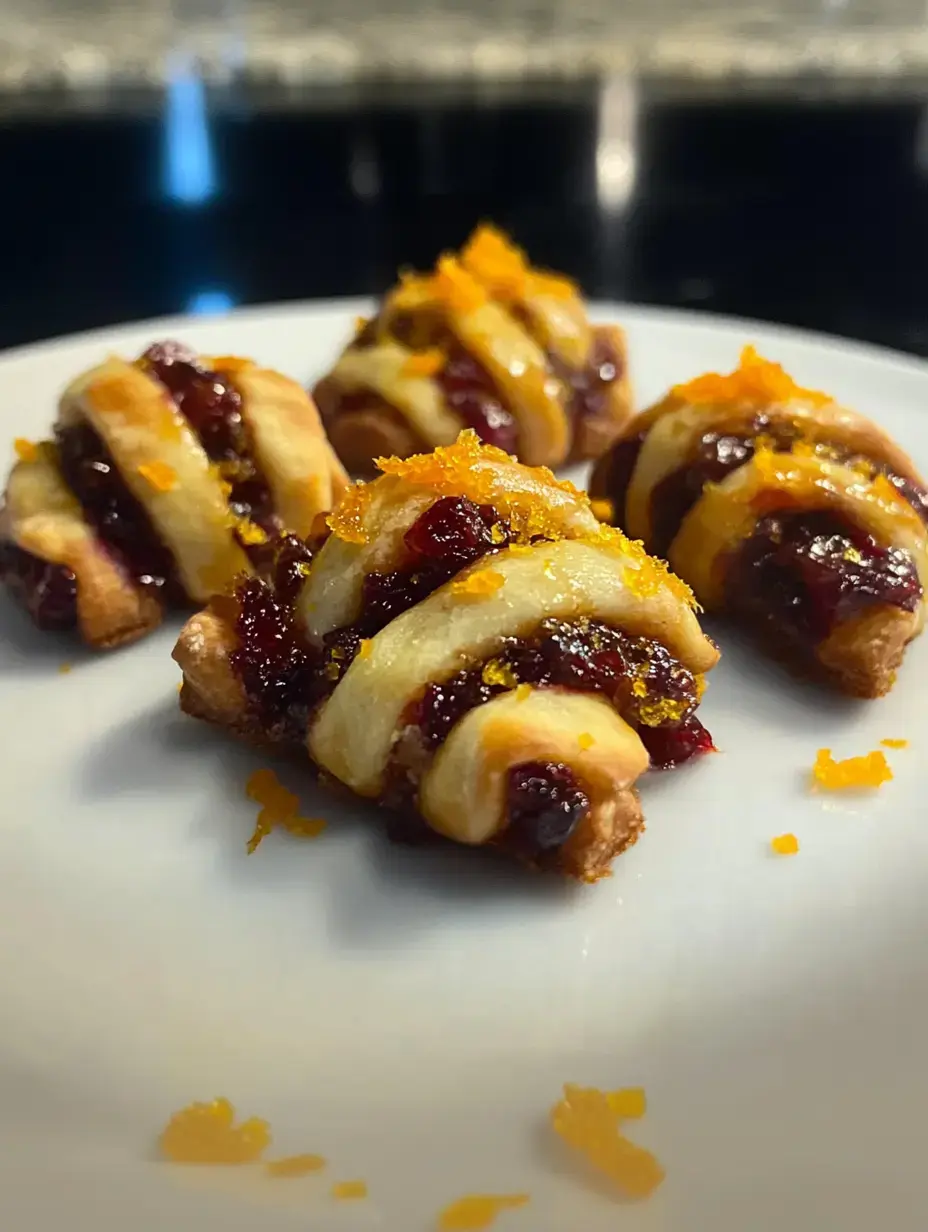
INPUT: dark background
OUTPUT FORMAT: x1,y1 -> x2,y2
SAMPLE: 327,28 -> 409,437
2,80 -> 927,354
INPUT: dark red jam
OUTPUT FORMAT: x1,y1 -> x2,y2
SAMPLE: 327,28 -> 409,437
592,430 -> 645,526
142,341 -> 275,531
402,619 -> 708,770
0,540 -> 78,630
551,333 -> 624,423
506,762 -> 589,853
726,510 -> 922,652
55,423 -> 181,599
360,496 -> 510,632
434,346 -> 518,454
229,576 -> 319,738
636,715 -> 715,768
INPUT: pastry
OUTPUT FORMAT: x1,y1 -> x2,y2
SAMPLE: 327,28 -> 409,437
174,431 -> 719,880
312,225 -> 632,473
0,341 -> 348,647
590,346 -> 928,697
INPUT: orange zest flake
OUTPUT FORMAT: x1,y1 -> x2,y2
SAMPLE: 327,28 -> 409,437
461,224 -> 530,301
401,348 -> 446,378
438,1193 -> 530,1230
578,731 -> 595,751
881,738 -> 909,749
771,833 -> 800,856
331,1180 -> 368,1200
590,497 -> 614,523
354,315 -> 370,335
638,695 -> 691,728
358,638 -> 374,660
514,683 -> 532,702
326,480 -> 375,544
672,345 -> 831,409
811,747 -> 893,792
13,437 -> 39,463
265,1153 -> 326,1178
159,1097 -> 271,1165
482,658 -> 519,689
551,1084 -> 664,1199
451,569 -> 505,600
234,517 -> 269,547
245,768 -> 327,853
137,459 -> 177,492
431,255 -> 489,316
605,1087 -> 647,1119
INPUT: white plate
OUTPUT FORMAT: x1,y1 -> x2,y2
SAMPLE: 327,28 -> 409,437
2,303 -> 928,1232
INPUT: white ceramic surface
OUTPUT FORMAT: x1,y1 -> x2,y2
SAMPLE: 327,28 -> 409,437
2,303 -> 928,1232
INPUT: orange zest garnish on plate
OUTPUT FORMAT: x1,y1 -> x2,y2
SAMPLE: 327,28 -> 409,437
551,1083 -> 664,1198
438,1193 -> 530,1230
159,1097 -> 271,1164
265,1153 -> 327,1178
811,747 -> 893,791
605,1087 -> 647,1119
881,738 -> 909,749
245,769 -> 327,853
771,833 -> 799,856
331,1180 -> 368,1200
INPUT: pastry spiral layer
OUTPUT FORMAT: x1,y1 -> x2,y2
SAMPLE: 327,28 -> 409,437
174,431 -> 719,880
590,346 -> 928,697
313,225 -> 633,474
0,342 -> 348,647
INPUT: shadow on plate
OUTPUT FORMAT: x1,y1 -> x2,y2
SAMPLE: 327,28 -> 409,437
76,691 -> 579,951
0,594 -> 93,676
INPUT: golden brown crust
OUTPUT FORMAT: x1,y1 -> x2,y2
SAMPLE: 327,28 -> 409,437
816,605 -> 917,699
557,788 -> 644,882
314,380 -> 425,477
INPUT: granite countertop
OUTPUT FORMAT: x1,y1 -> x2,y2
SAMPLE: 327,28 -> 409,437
6,0 -> 928,93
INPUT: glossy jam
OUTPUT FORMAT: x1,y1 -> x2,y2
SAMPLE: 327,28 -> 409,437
552,334 -> 624,423
0,540 -> 78,629
230,577 -> 319,737
361,496 -> 509,630
404,619 -> 707,768
727,510 -> 922,651
434,346 -> 518,453
55,422 -> 181,597
143,341 -> 275,530
506,761 -> 590,853
594,431 -> 645,526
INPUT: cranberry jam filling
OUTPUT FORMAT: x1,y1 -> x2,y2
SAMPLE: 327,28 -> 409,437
0,540 -> 78,630
142,341 -> 275,531
550,334 -> 624,424
726,510 -> 922,652
55,423 -> 181,599
400,618 -> 709,771
434,346 -> 518,454
506,762 -> 590,855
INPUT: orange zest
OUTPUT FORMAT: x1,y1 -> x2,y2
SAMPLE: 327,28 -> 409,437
771,833 -> 799,856
438,1193 -> 530,1230
551,1083 -> 664,1198
13,437 -> 39,463
331,1180 -> 368,1200
461,224 -> 577,303
245,768 -> 327,853
605,1088 -> 647,1119
431,255 -> 488,315
482,659 -> 519,688
590,497 -> 614,523
159,1097 -> 271,1164
402,348 -> 446,378
881,738 -> 909,749
137,460 -> 177,492
451,569 -> 505,600
578,732 -> 595,751
266,1153 -> 326,1178
672,345 -> 831,408
811,747 -> 893,792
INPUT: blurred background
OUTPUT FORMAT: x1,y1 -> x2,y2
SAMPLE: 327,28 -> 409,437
2,0 -> 928,353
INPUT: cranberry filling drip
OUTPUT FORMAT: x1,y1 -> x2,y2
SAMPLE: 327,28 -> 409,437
404,619 -> 708,770
727,510 -> 922,651
506,762 -> 590,853
0,540 -> 78,630
142,341 -> 275,531
434,346 -> 518,454
551,334 -> 624,423
637,716 -> 715,769
55,423 -> 181,598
